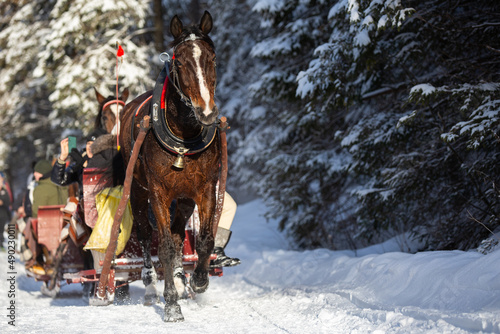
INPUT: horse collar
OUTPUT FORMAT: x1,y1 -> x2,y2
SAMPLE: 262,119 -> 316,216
150,62 -> 217,159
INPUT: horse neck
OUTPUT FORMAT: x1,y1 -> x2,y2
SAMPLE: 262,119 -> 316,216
164,88 -> 203,140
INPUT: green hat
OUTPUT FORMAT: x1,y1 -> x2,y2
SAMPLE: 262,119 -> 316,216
34,159 -> 52,176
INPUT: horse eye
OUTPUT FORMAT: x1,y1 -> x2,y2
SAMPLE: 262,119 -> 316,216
175,60 -> 183,68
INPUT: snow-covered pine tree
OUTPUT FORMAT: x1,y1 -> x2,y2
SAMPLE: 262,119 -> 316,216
245,0 -> 500,250
242,0 -> 361,249
0,0 -> 155,194
205,0 -> 269,199
386,0 -> 500,249
332,0 -> 500,250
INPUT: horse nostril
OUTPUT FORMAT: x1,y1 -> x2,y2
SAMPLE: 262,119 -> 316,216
194,106 -> 219,126
194,106 -> 204,117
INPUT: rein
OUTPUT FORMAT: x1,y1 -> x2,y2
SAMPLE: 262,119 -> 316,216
170,53 -> 195,110
168,35 -> 215,111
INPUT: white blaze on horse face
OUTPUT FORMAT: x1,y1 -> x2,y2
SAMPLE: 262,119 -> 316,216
109,104 -> 123,135
192,42 -> 212,118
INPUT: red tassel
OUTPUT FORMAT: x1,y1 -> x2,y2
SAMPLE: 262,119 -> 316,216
117,45 -> 124,57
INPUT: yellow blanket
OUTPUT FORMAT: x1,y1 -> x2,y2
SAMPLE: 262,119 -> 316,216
84,186 -> 133,255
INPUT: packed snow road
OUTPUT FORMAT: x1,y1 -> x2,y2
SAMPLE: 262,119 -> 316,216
1,200 -> 500,333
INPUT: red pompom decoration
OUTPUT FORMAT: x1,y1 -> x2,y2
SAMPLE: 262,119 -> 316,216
117,45 -> 124,57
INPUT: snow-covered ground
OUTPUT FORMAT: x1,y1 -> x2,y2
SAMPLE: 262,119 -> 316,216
1,199 -> 500,333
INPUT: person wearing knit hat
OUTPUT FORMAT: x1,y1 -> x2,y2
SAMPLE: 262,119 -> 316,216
26,160 -> 68,274
32,159 -> 68,218
34,160 -> 53,180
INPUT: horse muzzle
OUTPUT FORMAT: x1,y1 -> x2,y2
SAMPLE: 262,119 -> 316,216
195,105 -> 219,126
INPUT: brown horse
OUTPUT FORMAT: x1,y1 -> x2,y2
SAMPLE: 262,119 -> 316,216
94,87 -> 130,134
119,11 -> 220,322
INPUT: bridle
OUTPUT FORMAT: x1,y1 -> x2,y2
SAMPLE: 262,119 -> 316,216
101,99 -> 126,136
133,37 -> 218,168
102,99 -> 125,111
170,53 -> 195,110
162,36 -> 217,112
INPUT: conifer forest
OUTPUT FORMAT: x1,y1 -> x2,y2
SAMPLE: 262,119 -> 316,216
1,0 -> 499,252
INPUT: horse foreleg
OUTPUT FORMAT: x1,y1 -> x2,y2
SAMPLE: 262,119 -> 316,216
171,199 -> 194,299
158,234 -> 184,322
150,194 -> 184,322
131,184 -> 159,305
191,189 -> 216,293
140,238 -> 159,306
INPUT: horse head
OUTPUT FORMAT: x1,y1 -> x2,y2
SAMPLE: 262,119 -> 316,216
169,11 -> 218,126
94,87 -> 130,134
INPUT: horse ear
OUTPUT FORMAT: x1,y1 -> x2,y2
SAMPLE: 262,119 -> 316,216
199,11 -> 213,35
120,88 -> 129,103
94,87 -> 106,105
170,15 -> 183,39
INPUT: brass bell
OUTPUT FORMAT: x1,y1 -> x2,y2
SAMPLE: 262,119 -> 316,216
173,154 -> 185,169
172,147 -> 188,169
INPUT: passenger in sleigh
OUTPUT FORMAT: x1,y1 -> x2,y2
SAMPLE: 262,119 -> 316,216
24,159 -> 68,275
212,192 -> 241,268
51,128 -> 118,191
51,127 -> 121,252
52,128 -> 125,244
52,128 -> 124,219
51,128 -> 123,300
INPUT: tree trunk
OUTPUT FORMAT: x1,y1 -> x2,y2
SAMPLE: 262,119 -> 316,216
153,0 -> 164,52
188,0 -> 200,23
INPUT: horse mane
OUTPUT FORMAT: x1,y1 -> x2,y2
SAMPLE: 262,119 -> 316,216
169,25 -> 215,50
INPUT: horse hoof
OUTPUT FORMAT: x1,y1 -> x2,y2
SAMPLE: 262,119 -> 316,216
190,275 -> 209,294
164,304 -> 184,322
40,282 -> 60,298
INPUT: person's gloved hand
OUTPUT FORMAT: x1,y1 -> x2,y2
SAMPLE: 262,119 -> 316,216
69,148 -> 87,168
